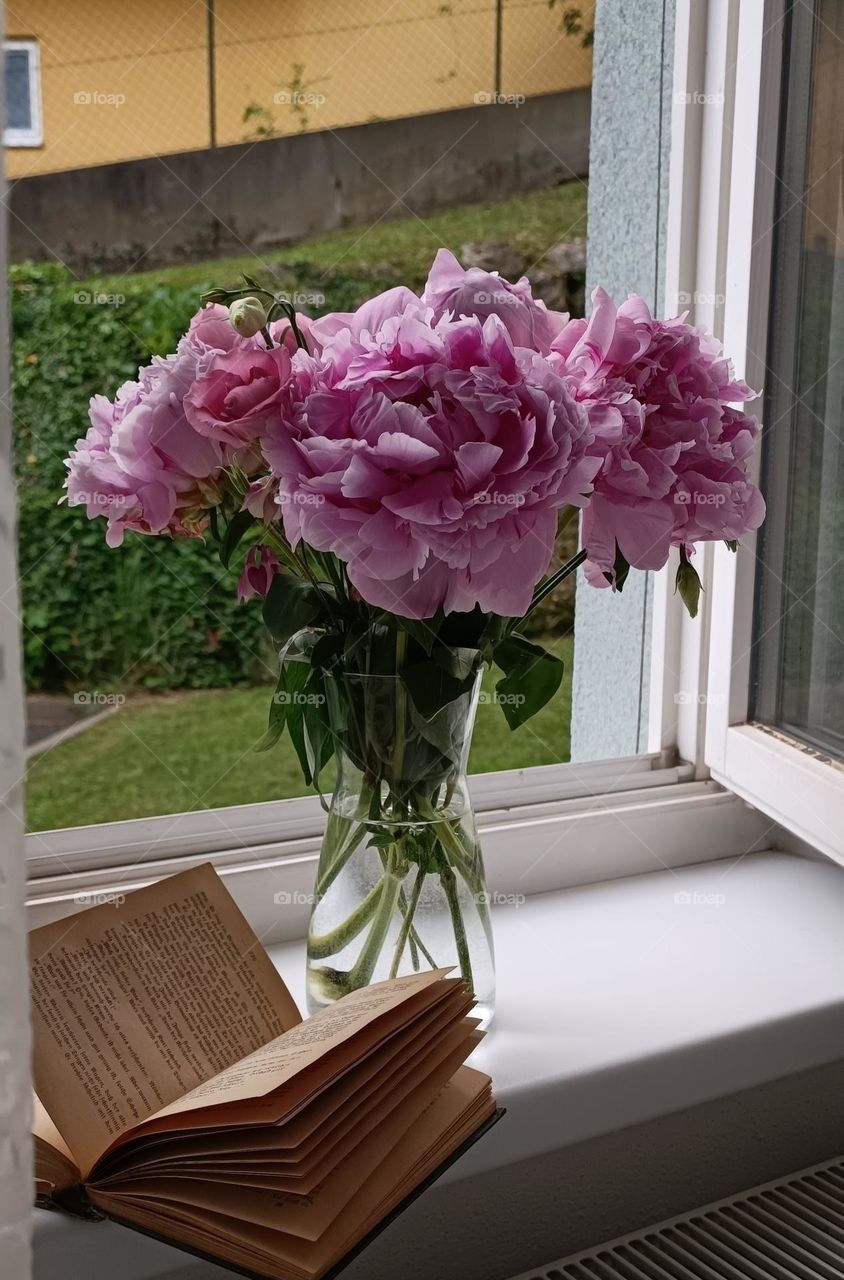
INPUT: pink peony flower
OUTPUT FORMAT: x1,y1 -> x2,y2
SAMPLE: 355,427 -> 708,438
421,249 -> 568,355
65,358 -> 222,548
270,313 -> 316,355
184,342 -> 292,451
186,301 -> 242,355
264,289 -> 598,619
550,289 -> 766,583
242,474 -> 278,522
236,545 -> 281,602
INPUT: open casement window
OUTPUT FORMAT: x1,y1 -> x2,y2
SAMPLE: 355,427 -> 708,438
656,0 -> 844,864
23,1 -> 791,934
4,39 -> 42,147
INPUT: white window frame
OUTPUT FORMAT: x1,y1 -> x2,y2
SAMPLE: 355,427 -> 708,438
651,0 -> 844,867
25,0 -> 810,932
3,39 -> 43,148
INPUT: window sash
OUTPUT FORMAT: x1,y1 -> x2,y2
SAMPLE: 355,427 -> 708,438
4,40 -> 42,147
749,0 -> 844,760
25,754 -> 691,879
26,772 -> 774,943
659,0 -> 844,864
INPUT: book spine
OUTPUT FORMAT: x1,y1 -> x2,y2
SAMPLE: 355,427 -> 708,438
45,1184 -> 106,1221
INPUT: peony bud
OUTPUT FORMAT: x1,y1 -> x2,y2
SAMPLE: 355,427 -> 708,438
675,550 -> 702,619
229,296 -> 267,338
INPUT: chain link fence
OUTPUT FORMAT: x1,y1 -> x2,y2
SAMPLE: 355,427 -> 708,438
5,0 -> 593,178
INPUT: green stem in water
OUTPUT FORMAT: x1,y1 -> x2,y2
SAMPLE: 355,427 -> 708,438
346,848 -> 402,990
410,918 -> 435,969
414,797 -> 492,954
437,850 -> 474,994
308,879 -> 383,959
389,870 -> 426,979
316,808 -> 369,897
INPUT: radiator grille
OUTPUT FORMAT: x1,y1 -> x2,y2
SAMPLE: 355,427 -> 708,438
513,1156 -> 844,1280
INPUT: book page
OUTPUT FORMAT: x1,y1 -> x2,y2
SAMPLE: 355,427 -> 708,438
33,1094 -> 80,1198
135,969 -> 454,1132
133,1029 -> 483,1196
98,1035 -> 481,1241
90,1067 -> 494,1280
99,991 -> 474,1180
29,863 -> 301,1176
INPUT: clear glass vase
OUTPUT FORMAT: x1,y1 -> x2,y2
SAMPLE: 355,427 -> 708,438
306,668 -> 495,1026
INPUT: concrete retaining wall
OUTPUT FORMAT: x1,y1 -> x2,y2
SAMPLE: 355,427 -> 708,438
8,89 -> 590,275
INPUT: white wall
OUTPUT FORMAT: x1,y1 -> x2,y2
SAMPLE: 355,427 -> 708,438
0,13 -> 34,1268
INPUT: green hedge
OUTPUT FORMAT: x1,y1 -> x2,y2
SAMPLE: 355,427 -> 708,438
15,267 -> 229,691
12,257 -> 572,693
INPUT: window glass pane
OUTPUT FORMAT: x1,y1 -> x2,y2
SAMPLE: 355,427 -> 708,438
751,0 -> 844,757
10,4 -> 609,834
5,48 -> 33,131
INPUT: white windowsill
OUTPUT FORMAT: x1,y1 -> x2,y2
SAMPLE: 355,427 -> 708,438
33,848 -> 844,1279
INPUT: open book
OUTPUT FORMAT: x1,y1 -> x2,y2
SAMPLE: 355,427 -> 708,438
30,863 -> 498,1280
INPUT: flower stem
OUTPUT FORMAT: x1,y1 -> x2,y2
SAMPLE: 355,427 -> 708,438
410,917 -> 436,969
437,850 -> 474,993
316,814 -> 368,897
346,848 -> 402,989
389,870 -> 425,978
392,631 -> 408,795
308,879 -> 383,959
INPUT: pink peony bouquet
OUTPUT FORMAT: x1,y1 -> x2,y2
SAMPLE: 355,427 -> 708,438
65,249 -> 765,739
64,250 -> 764,1012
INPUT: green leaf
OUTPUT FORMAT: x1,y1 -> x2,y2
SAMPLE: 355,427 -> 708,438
398,617 -> 439,655
603,542 -> 630,592
402,659 -> 475,720
675,550 -> 702,618
256,656 -> 312,761
284,661 -> 315,783
404,692 -> 471,767
256,662 -> 291,752
219,508 -> 256,568
302,671 -> 334,792
365,828 -> 396,850
262,572 -> 328,645
493,633 -> 564,729
310,630 -> 342,676
437,606 -> 501,652
431,645 -> 480,682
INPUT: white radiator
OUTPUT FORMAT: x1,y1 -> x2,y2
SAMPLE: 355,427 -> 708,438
512,1156 -> 844,1279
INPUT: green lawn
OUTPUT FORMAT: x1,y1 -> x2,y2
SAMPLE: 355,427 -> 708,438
26,637 -> 572,831
90,183 -> 587,296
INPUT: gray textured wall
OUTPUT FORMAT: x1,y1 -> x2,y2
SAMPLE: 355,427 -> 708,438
0,41 -> 34,1272
8,90 -> 589,275
571,0 -> 675,761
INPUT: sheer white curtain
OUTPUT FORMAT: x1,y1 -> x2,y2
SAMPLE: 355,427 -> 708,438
0,12 -> 33,1268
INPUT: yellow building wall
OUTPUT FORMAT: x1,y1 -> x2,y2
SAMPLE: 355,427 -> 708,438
5,0 -> 209,178
5,0 -> 593,178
